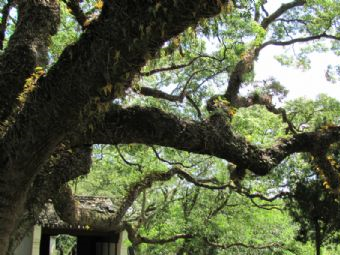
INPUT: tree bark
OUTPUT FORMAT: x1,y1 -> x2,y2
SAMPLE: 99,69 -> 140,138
87,105 -> 340,176
0,0 -> 60,252
0,0 -> 60,122
5,144 -> 92,255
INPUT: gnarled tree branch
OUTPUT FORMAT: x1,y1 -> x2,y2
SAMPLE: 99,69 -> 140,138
7,143 -> 92,254
87,105 -> 340,177
261,33 -> 340,49
123,222 -> 193,245
205,239 -> 283,250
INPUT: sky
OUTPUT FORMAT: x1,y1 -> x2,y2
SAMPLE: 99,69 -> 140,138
254,46 -> 340,102
255,0 -> 340,102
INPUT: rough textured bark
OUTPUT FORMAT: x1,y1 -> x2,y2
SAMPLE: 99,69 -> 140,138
6,144 -> 92,254
0,1 -> 60,252
0,0 -> 60,122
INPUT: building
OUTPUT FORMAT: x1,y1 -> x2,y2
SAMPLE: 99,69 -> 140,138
14,196 -> 131,255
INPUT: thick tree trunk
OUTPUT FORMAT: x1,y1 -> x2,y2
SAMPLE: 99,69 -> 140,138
6,213 -> 35,255
3,145 -> 92,254
0,1 -> 227,253
0,0 -> 60,253
0,195 -> 26,254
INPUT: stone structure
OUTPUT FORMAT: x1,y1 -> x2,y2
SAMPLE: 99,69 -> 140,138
14,196 -> 130,255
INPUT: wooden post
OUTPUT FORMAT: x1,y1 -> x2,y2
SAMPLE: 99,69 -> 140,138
31,225 -> 41,255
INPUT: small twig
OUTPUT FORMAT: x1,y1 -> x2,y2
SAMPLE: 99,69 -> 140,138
93,144 -> 107,161
261,4 -> 269,17
123,222 -> 192,245
140,56 -> 203,76
207,194 -> 230,219
234,95 -> 298,134
186,95 -> 203,121
115,145 -> 143,172
249,198 -> 283,211
274,18 -> 307,25
264,104 -> 298,134
174,168 -> 232,190
151,146 -> 194,168
205,238 -> 284,250
62,0 -> 88,29
235,183 -> 289,202
136,86 -> 185,102
260,33 -> 340,50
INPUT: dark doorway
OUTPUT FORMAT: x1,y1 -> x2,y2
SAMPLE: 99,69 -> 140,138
40,228 -> 119,255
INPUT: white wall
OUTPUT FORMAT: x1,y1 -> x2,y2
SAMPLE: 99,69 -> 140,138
14,225 -> 41,255
14,228 -> 33,255
117,231 -> 128,255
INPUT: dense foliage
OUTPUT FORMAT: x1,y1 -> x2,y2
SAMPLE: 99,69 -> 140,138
72,95 -> 340,255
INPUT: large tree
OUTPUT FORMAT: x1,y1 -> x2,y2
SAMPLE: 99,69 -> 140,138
1,0 -> 340,254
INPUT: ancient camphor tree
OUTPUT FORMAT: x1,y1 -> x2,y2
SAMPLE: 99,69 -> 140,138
1,0 -> 340,254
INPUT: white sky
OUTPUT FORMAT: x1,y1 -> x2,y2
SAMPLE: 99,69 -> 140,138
255,46 -> 340,101
255,0 -> 340,102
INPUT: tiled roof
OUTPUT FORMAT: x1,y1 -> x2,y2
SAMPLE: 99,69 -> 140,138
37,196 -> 116,229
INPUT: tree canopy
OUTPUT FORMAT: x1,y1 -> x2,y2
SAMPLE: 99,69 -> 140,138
1,0 -> 340,254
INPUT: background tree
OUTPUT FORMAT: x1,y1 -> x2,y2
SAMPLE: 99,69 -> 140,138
287,177 -> 340,255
